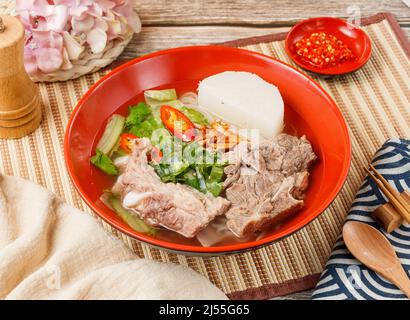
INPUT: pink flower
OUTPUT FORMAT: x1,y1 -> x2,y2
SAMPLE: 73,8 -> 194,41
24,30 -> 64,73
114,1 -> 141,34
16,0 -> 141,77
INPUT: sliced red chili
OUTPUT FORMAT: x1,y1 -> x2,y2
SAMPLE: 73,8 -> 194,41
120,133 -> 162,162
119,133 -> 138,153
160,105 -> 195,142
294,32 -> 355,68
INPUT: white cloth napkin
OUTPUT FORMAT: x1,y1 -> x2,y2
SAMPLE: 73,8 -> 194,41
0,174 -> 227,300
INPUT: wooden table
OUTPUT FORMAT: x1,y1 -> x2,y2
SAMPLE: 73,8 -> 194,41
123,0 -> 410,60
123,0 -> 410,300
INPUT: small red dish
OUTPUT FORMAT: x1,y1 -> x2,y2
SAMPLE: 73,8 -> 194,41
285,17 -> 372,75
64,46 -> 351,255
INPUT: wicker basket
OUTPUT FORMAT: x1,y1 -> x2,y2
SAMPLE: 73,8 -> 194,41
0,0 -> 135,82
0,0 -> 13,15
29,32 -> 133,82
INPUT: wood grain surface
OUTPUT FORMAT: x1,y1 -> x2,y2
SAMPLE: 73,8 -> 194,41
134,0 -> 410,26
123,0 -> 409,300
121,0 -> 409,60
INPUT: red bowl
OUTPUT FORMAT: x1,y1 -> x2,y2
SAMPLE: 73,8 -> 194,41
64,46 -> 351,255
285,17 -> 372,75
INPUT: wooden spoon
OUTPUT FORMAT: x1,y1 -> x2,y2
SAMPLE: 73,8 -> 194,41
343,221 -> 410,298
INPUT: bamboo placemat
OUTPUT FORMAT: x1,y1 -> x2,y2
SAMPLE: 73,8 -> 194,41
0,12 -> 408,299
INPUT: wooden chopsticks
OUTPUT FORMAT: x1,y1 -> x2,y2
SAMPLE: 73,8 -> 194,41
365,165 -> 410,223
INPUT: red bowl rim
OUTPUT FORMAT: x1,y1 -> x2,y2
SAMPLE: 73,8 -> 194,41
64,45 -> 352,255
285,16 -> 372,75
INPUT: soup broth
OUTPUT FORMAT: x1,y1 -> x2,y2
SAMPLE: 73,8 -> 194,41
90,80 -> 317,247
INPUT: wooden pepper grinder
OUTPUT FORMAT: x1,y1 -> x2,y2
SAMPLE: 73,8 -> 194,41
0,15 -> 42,139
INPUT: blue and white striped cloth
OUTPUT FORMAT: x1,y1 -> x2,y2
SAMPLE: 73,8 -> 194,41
312,138 -> 410,300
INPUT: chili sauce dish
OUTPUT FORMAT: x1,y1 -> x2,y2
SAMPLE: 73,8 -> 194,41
285,17 -> 372,75
65,46 -> 351,255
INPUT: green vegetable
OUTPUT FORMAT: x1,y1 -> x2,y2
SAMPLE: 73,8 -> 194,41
166,160 -> 190,176
108,137 -> 128,158
129,116 -> 162,138
125,102 -> 151,128
181,107 -> 209,126
195,166 -> 207,193
144,89 -> 177,103
96,114 -> 125,155
152,138 -> 187,182
150,140 -> 226,197
152,160 -> 189,183
151,105 -> 163,124
208,165 -> 224,182
193,165 -> 224,197
178,169 -> 199,189
183,142 -> 215,165
148,99 -> 185,111
124,102 -> 165,140
108,196 -> 155,235
97,90 -> 227,197
206,166 -> 225,197
111,146 -> 128,158
150,128 -> 172,148
90,149 -> 118,175
161,100 -> 184,109
205,180 -> 223,197
144,89 -> 184,110
159,136 -> 184,163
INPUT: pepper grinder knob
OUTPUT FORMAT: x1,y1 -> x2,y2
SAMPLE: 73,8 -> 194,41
0,15 -> 42,139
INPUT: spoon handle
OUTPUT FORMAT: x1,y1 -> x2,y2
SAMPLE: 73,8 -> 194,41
390,265 -> 410,298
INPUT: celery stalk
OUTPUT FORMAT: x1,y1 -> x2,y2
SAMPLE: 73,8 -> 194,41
108,196 -> 156,235
96,114 -> 125,155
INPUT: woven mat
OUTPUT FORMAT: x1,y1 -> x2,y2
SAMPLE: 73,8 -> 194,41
0,12 -> 408,300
